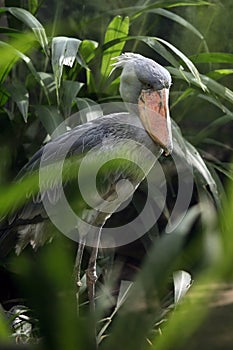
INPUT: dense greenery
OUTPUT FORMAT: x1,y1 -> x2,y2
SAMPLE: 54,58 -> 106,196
0,0 -> 232,349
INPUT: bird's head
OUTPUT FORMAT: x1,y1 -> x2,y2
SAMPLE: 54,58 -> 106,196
113,53 -> 173,155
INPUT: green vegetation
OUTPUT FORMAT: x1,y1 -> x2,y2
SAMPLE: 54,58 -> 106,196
0,0 -> 232,349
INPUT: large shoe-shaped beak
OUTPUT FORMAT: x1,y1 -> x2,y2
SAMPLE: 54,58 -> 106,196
138,88 -> 173,155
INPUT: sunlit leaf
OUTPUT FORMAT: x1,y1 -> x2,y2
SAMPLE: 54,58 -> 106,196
80,39 -> 99,63
207,69 -> 233,80
100,16 -> 129,87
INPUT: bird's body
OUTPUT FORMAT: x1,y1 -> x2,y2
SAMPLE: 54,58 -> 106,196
0,112 -> 161,255
0,53 -> 173,308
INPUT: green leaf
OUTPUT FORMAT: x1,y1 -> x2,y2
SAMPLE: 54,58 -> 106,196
170,87 -> 196,109
124,36 -> 206,90
0,7 -> 48,53
61,80 -> 84,117
51,36 -> 82,100
155,37 -> 207,90
28,0 -> 38,15
145,8 -> 205,42
34,105 -> 65,137
168,67 -> 233,105
196,113 -> 233,141
109,1 -> 211,18
6,81 -> 29,122
207,69 -> 233,80
100,16 -> 129,87
80,39 -> 99,63
185,141 -> 219,201
171,120 -> 219,204
190,52 -> 233,64
0,41 -> 50,103
142,37 -> 180,67
0,305 -> 10,338
37,72 -> 56,95
196,94 -> 233,117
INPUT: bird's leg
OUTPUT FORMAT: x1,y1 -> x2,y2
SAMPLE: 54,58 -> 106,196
86,227 -> 102,312
74,236 -> 86,288
74,236 -> 86,314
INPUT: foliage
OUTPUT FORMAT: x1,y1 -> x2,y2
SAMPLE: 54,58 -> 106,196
0,0 -> 232,349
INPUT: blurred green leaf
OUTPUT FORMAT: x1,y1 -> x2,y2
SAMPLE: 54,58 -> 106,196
0,305 -> 10,340
28,0 -> 38,15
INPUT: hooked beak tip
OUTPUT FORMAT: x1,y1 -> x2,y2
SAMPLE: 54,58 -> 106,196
163,144 -> 173,156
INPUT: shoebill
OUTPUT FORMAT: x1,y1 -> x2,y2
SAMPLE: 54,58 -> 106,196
0,53 -> 173,310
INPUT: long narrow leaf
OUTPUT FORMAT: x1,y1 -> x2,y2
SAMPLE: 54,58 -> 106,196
207,69 -> 233,80
145,8 -> 206,42
100,16 -> 129,87
109,1 -> 211,18
168,67 -> 233,104
190,52 -> 233,64
155,37 -> 207,90
0,7 -> 48,53
0,41 -> 50,102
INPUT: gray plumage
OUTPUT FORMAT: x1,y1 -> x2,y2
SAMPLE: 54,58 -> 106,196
0,53 -> 172,257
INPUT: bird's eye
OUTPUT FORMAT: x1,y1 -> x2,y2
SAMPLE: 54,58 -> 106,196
144,83 -> 153,90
